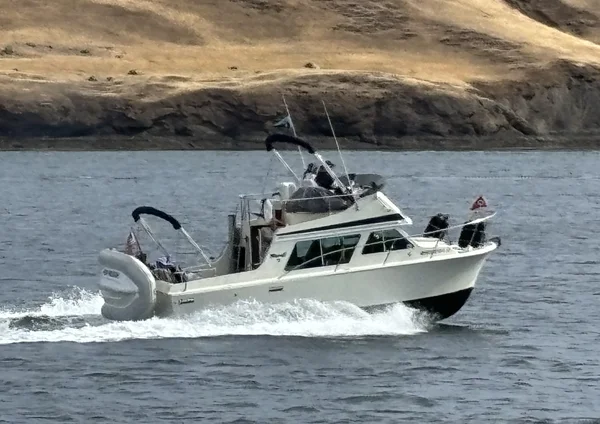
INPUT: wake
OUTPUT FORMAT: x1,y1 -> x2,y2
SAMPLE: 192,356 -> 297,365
0,288 -> 430,345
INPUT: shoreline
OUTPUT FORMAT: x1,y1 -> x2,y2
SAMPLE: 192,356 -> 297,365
1,133 -> 599,152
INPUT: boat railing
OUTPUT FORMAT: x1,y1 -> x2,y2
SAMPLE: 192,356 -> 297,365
279,193 -> 355,204
239,191 -> 358,223
280,212 -> 498,273
240,191 -> 355,205
281,195 -> 354,217
283,243 -> 361,274
406,211 -> 499,259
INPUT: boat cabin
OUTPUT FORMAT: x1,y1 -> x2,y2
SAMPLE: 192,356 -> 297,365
230,180 -> 415,274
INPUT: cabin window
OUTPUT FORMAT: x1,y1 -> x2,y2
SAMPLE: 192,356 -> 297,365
362,229 -> 412,255
285,234 -> 361,271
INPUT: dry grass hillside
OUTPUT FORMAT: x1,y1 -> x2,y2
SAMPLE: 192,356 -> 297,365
0,0 -> 599,146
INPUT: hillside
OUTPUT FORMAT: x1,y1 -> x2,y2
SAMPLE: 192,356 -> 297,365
1,0 -> 599,148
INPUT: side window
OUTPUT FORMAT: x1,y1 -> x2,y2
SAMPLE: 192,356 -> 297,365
286,240 -> 322,270
285,234 -> 361,271
322,234 -> 360,266
362,229 -> 412,255
382,229 -> 412,251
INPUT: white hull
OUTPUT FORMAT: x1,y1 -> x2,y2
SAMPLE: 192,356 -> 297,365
99,241 -> 497,321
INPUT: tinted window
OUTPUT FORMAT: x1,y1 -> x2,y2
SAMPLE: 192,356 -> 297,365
362,229 -> 412,255
285,234 -> 361,271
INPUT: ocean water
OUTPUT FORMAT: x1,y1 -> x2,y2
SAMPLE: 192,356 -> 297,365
1,149 -> 599,423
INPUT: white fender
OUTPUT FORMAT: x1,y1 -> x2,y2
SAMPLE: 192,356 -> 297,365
98,249 -> 157,321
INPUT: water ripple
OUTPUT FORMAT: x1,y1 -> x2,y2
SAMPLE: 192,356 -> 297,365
1,150 -> 600,423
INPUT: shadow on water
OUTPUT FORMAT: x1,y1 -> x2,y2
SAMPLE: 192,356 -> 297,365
7,314 -> 105,331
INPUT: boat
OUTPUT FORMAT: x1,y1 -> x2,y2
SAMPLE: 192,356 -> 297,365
97,130 -> 501,323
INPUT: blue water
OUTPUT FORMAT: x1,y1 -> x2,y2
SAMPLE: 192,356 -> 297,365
1,149 -> 600,423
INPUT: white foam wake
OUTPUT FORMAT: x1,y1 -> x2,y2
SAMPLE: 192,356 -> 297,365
0,289 -> 429,345
0,287 -> 103,320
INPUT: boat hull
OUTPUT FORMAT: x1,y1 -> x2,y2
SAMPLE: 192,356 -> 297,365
152,244 -> 496,321
98,242 -> 496,322
364,287 -> 474,320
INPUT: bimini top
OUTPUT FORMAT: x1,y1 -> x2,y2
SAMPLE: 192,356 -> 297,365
265,133 -> 315,154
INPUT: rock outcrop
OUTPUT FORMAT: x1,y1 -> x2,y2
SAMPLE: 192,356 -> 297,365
0,0 -> 599,148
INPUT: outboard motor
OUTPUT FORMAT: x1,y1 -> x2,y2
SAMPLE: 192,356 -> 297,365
458,221 -> 486,248
424,213 -> 449,240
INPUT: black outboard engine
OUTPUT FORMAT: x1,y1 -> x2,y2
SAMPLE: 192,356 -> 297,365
424,213 -> 449,240
458,221 -> 486,248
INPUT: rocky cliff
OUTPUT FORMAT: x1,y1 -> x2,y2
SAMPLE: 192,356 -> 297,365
1,0 -> 599,148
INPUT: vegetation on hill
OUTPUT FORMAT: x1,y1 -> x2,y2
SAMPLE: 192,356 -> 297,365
0,0 -> 599,147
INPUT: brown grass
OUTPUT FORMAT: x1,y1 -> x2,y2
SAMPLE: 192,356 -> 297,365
0,0 -> 599,95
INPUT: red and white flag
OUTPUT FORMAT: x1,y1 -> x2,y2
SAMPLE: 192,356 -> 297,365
470,195 -> 488,211
124,230 -> 141,256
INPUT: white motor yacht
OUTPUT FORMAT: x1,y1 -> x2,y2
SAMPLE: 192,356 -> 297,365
98,133 -> 501,322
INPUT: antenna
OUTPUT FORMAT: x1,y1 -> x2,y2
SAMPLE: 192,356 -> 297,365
282,94 -> 306,169
271,148 -> 301,182
322,100 -> 351,191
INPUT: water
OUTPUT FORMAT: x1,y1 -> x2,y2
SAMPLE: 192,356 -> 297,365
1,149 -> 600,423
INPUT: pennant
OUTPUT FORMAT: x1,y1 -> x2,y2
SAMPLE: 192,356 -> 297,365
124,230 -> 141,256
470,195 -> 488,210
